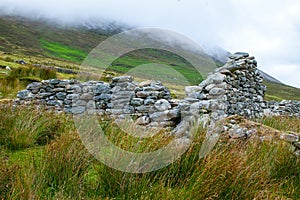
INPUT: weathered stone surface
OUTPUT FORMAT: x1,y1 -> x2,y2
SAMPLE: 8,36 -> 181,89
80,93 -> 94,100
69,106 -> 86,114
26,82 -> 43,90
94,83 -> 110,94
94,94 -> 111,101
229,52 -> 249,60
131,98 -> 144,106
154,99 -> 171,111
75,100 -> 87,106
211,73 -> 226,84
136,91 -> 160,98
17,90 -> 31,100
209,88 -> 226,96
135,105 -> 154,113
138,80 -> 152,87
149,109 -> 180,122
136,116 -> 150,125
144,99 -> 155,105
37,92 -> 52,99
112,76 -> 133,83
185,86 -> 203,96
66,94 -> 80,100
228,124 -> 249,139
56,92 -> 67,100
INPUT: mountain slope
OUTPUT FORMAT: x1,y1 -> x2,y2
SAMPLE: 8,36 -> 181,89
0,15 -> 299,100
258,70 -> 282,84
0,16 -> 116,57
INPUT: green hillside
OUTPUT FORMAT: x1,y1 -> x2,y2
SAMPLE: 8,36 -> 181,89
0,16 -> 299,100
264,81 -> 300,101
0,16 -> 112,55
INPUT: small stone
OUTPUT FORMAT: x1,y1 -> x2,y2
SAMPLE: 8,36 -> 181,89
112,76 -> 133,83
197,93 -> 207,100
136,91 -> 160,98
154,99 -> 171,111
56,92 -> 67,100
66,94 -> 80,100
75,100 -> 87,106
211,73 -> 226,84
26,82 -> 42,90
53,88 -> 65,92
94,94 -> 111,101
144,99 -> 155,105
138,80 -> 152,87
184,98 -> 199,103
228,125 -> 248,139
149,109 -> 180,122
37,93 -> 52,98
17,90 -> 31,100
229,52 -> 249,60
80,93 -> 94,100
135,105 -> 154,113
49,79 -> 60,85
131,98 -> 144,106
185,86 -> 203,95
205,84 -> 216,91
143,86 -> 165,91
94,83 -> 111,94
136,116 -> 150,125
209,88 -> 225,96
71,106 -> 86,114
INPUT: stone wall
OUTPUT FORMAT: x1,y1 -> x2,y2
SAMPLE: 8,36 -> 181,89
15,76 -> 181,128
15,52 -> 300,132
264,100 -> 300,117
186,52 -> 267,119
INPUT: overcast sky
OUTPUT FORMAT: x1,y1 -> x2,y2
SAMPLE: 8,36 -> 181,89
1,0 -> 300,88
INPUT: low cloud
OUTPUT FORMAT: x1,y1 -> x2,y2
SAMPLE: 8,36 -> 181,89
0,0 -> 299,87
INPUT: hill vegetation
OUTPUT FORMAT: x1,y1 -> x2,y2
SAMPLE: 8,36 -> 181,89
264,81 -> 300,101
0,16 -> 300,200
0,104 -> 300,199
0,16 -> 299,101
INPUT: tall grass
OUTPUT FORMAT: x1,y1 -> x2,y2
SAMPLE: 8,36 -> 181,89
0,104 -> 70,150
0,105 -> 300,199
0,66 -> 57,99
7,66 -> 57,81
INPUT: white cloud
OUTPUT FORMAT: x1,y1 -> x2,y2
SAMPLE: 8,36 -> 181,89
0,0 -> 300,87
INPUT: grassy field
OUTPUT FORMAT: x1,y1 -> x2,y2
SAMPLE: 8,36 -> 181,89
264,81 -> 300,101
0,104 -> 300,199
39,39 -> 88,63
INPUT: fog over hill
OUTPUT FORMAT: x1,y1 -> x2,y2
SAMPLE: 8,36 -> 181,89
1,0 -> 300,88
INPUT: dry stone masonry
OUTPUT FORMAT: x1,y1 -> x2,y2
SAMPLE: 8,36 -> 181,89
15,52 -> 300,134
15,76 -> 181,128
264,100 -> 300,117
186,52 -> 267,119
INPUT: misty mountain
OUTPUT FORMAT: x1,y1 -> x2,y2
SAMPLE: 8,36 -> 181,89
0,15 -> 295,88
257,70 -> 282,84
